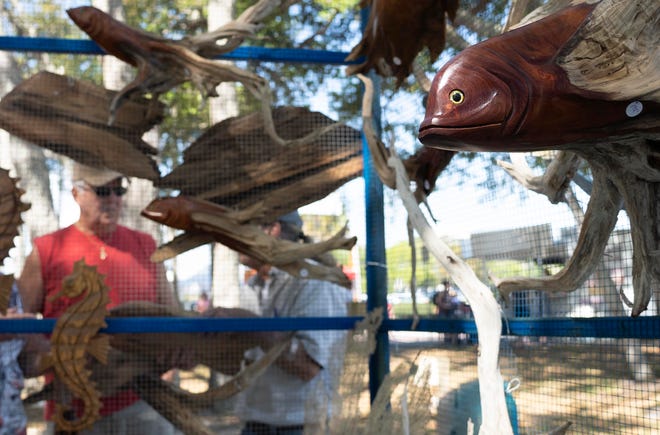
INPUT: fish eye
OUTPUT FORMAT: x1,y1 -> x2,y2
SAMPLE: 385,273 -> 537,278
449,89 -> 464,105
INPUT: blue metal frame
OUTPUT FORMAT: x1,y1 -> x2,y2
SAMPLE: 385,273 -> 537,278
0,36 -> 357,65
358,6 -> 390,402
1,316 -> 658,339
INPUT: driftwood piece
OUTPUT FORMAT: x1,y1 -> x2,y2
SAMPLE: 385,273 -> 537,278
141,196 -> 355,288
39,260 -> 111,432
108,301 -> 291,383
388,153 -> 513,435
157,106 -> 363,213
0,168 -> 30,268
182,0 -> 287,58
27,301 -> 293,435
66,5 -> 336,147
0,72 -> 162,180
492,162 -> 621,301
556,0 -> 659,102
357,70 -> 511,433
496,151 -> 582,204
358,74 -> 454,204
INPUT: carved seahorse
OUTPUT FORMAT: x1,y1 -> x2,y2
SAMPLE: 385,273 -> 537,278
40,259 -> 111,432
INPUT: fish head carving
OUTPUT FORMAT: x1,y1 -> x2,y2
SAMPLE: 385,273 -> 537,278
141,197 -> 193,230
419,55 -> 527,150
67,6 -> 141,67
67,7 -> 103,40
418,2 -> 659,152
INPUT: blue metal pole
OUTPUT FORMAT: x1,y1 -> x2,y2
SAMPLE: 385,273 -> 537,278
359,7 -> 390,403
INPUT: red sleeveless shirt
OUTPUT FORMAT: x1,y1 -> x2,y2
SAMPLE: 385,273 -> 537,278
36,224 -> 159,416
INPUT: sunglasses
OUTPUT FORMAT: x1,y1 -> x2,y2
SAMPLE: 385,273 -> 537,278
78,182 -> 128,197
92,185 -> 128,197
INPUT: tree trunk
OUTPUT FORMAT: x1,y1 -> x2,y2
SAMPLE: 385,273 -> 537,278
208,0 -> 242,309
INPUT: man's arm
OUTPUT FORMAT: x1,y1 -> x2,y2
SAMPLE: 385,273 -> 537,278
17,249 -> 45,314
154,261 -> 178,308
275,338 -> 321,381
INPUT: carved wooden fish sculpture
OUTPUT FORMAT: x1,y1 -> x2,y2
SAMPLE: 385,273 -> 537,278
141,196 -> 355,287
40,259 -> 111,432
66,6 -> 268,125
418,2 -> 660,151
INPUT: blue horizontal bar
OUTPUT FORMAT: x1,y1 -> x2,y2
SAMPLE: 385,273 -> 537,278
1,316 -> 658,339
386,316 -> 660,339
0,36 -> 358,65
0,316 -> 364,333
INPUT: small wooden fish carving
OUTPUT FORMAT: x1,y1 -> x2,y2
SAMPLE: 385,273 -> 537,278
418,2 -> 659,151
40,259 -> 111,432
66,6 -> 268,125
141,196 -> 355,287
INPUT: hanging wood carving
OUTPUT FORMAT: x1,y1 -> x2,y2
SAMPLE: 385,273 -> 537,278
0,168 -> 30,268
418,0 -> 660,316
346,0 -> 459,86
0,72 -> 162,180
141,195 -> 356,288
157,106 -> 363,213
66,4 -> 335,147
419,2 -> 659,151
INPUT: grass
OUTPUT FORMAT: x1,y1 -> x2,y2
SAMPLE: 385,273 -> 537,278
391,302 -> 436,318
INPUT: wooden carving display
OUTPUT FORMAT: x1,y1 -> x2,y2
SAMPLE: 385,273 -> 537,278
419,0 -> 660,316
346,0 -> 459,85
0,168 -> 30,268
157,106 -> 363,213
65,6 -> 266,125
0,72 -> 162,180
39,259 -> 111,432
141,196 -> 356,288
418,2 -> 659,151
66,5 -> 330,147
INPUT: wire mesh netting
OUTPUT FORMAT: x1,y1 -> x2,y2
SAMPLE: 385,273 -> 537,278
0,1 -> 658,435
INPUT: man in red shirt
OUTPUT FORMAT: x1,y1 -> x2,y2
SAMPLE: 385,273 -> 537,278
18,162 -> 181,434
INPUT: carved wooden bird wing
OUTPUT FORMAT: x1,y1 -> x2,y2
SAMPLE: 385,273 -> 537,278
0,72 -> 162,180
346,0 -> 459,86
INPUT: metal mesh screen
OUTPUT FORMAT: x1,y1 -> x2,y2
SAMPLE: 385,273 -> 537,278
0,2 -> 658,435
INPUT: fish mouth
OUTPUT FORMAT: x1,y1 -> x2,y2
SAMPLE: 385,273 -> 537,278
418,122 -> 503,133
141,209 -> 167,220
418,123 -> 505,151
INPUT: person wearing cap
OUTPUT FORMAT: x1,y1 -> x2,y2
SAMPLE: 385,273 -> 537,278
17,162 -> 181,434
231,210 -> 349,434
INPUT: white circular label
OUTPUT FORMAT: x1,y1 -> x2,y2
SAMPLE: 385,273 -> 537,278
300,268 -> 309,277
625,101 -> 643,117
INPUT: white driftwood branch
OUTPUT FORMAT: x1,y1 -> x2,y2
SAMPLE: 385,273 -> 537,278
387,153 -> 513,435
356,73 -> 396,189
185,0 -> 288,56
496,151 -> 581,204
492,165 -> 621,299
